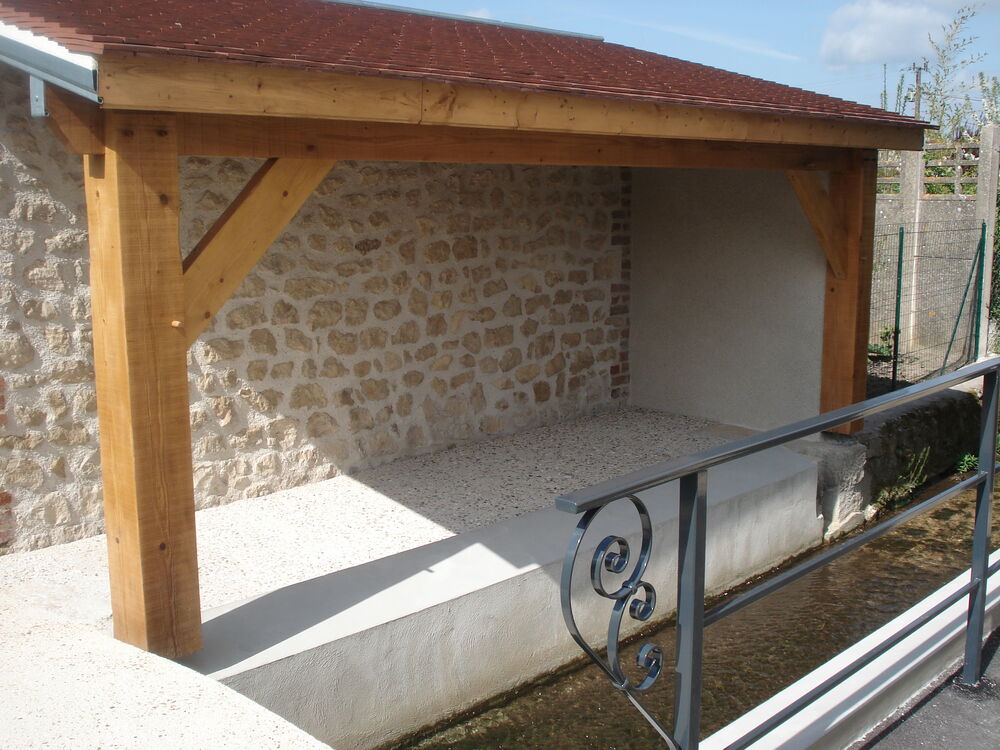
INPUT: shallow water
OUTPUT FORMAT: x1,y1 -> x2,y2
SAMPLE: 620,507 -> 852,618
395,478 -> 999,749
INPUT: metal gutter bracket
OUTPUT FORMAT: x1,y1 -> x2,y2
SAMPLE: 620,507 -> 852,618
29,75 -> 46,117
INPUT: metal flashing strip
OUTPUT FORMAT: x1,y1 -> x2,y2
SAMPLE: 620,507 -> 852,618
321,0 -> 604,41
0,33 -> 99,103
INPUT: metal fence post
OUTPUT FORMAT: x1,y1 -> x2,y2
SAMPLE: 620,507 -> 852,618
891,225 -> 905,390
939,228 -> 986,375
674,470 -> 707,750
973,222 -> 987,356
963,366 -> 999,684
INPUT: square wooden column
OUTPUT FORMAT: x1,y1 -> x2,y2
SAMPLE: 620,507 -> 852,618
85,111 -> 201,657
821,149 -> 877,433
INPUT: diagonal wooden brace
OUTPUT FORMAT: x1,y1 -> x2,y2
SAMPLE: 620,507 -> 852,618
182,157 -> 337,346
786,169 -> 848,280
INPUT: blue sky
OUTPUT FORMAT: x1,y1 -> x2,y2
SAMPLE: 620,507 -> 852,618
380,0 -> 1000,115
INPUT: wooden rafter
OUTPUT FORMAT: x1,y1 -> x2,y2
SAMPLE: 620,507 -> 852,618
182,157 -> 336,345
98,54 -> 925,152
786,170 -> 849,280
85,110 -> 201,657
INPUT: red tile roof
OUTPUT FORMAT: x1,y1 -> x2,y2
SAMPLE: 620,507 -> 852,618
0,0 -> 924,128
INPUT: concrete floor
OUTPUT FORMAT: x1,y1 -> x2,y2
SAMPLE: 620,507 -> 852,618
862,628 -> 1000,750
0,407 -> 734,749
1,407 -> 730,624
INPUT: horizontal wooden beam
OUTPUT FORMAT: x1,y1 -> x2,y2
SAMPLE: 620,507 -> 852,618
182,157 -> 336,345
786,170 -> 848,279
175,113 -> 853,170
98,54 -> 926,152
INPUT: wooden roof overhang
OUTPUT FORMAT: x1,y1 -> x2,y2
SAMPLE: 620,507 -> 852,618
14,45 -> 928,658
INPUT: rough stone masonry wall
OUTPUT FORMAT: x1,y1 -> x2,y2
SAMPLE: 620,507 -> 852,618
0,68 -> 630,553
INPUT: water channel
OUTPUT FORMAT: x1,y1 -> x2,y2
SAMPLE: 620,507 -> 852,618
391,477 -> 1000,749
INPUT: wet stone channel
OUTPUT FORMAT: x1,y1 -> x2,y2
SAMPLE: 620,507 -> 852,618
392,477 -> 1000,750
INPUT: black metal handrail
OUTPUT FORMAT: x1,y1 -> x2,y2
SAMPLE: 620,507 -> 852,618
558,357 -> 1000,750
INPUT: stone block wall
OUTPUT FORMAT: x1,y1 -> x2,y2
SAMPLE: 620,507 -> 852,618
0,67 -> 631,553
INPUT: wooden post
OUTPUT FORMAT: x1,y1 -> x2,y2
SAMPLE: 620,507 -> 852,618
821,150 -> 877,433
85,110 -> 201,657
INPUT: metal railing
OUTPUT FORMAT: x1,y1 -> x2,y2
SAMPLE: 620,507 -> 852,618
558,357 -> 1000,750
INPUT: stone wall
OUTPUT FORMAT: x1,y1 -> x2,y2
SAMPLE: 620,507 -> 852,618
0,67 -> 630,552
875,129 -> 999,361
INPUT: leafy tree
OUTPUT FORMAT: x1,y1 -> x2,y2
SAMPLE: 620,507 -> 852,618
920,4 -> 985,140
977,71 -> 1000,126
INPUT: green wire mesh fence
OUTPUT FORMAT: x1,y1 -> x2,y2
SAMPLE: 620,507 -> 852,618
868,220 -> 987,396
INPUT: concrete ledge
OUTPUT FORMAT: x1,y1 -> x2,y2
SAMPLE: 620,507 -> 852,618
703,550 -> 1000,750
181,447 -> 820,749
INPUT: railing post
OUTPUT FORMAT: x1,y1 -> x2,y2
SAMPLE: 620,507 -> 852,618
674,470 -> 707,749
963,367 -> 999,684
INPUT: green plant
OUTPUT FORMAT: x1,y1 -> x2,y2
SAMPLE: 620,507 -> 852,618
956,452 -> 979,472
875,446 -> 930,512
868,326 -> 896,361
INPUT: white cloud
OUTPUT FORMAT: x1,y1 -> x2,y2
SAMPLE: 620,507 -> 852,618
641,22 -> 801,61
820,0 -> 961,68
465,7 -> 493,19
593,15 -> 800,61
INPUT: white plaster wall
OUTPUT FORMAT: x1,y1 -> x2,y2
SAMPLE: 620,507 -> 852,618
630,168 -> 827,429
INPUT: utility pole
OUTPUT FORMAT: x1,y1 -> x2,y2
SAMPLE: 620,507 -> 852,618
881,64 -> 888,111
909,61 -> 929,119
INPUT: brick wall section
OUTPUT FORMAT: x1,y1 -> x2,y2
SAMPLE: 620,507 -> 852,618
0,67 -> 633,553
609,167 -> 632,400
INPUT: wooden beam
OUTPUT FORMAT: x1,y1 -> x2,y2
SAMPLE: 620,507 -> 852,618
182,157 -> 336,345
786,170 -> 848,279
174,112 -> 852,170
821,150 -> 877,434
98,54 -> 926,152
100,54 -> 423,124
45,84 -> 105,154
85,110 -> 201,656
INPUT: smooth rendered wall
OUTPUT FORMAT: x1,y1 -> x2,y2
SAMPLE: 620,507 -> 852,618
630,168 -> 826,429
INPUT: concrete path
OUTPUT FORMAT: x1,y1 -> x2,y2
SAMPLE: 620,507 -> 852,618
0,603 -> 331,749
861,628 -> 1000,749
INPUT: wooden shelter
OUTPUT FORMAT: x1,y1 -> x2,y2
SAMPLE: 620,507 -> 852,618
0,0 -> 927,658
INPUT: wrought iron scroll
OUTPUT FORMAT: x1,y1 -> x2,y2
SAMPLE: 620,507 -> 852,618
560,494 -> 679,749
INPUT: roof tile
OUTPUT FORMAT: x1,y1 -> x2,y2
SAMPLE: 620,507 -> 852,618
0,0 -> 924,128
